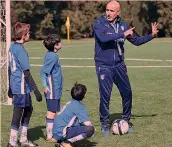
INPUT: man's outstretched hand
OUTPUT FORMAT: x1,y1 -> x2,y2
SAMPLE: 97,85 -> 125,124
152,22 -> 159,37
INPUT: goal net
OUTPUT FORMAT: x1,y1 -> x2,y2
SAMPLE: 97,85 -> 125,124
0,0 -> 11,104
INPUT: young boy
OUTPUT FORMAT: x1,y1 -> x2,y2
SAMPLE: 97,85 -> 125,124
7,22 -> 42,147
53,83 -> 95,147
40,34 -> 63,142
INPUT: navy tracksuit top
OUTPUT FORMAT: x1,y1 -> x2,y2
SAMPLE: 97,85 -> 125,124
93,15 -> 154,67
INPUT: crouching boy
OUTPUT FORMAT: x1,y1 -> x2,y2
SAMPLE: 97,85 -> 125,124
53,83 -> 94,147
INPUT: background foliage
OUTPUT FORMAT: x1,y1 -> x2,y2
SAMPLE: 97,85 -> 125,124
11,1 -> 172,39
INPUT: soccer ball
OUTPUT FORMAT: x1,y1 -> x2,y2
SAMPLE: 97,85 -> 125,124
112,119 -> 129,135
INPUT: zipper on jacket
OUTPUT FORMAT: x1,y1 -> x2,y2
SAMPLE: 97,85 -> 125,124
110,22 -> 119,67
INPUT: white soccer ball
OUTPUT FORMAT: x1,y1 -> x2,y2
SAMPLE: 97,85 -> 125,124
112,119 -> 129,135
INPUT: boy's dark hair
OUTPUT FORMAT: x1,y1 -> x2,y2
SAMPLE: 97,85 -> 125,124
13,22 -> 30,41
43,34 -> 61,51
71,83 -> 87,101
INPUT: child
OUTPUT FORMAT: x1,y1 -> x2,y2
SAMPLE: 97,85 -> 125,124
7,22 -> 42,147
53,83 -> 95,147
40,34 -> 63,142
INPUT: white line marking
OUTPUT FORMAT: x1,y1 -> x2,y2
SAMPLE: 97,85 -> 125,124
30,57 -> 94,60
128,66 -> 172,68
126,58 -> 172,62
29,43 -> 94,50
30,64 -> 172,68
30,57 -> 172,62
30,57 -> 42,59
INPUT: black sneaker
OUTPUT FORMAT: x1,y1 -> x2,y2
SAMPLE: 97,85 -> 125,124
127,121 -> 134,133
101,124 -> 110,136
7,143 -> 19,147
60,142 -> 72,147
19,140 -> 38,147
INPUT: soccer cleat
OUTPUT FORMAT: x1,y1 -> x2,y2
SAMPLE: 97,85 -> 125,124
7,143 -> 19,147
46,137 -> 57,143
20,140 -> 38,147
101,124 -> 110,136
127,121 -> 134,133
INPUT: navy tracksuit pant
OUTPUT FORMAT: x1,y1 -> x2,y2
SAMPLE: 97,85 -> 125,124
96,62 -> 132,125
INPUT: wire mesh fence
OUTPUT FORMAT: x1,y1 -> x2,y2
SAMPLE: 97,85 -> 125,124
0,0 -> 8,104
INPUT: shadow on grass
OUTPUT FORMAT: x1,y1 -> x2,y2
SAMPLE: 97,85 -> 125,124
73,139 -> 97,147
28,126 -> 97,147
55,140 -> 97,147
109,113 -> 122,127
28,126 -> 45,141
109,113 -> 157,126
131,114 -> 157,118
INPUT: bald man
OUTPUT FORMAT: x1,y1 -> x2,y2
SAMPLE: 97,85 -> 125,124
93,0 -> 158,136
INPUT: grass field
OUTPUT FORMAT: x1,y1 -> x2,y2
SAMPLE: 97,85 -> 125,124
1,39 -> 172,147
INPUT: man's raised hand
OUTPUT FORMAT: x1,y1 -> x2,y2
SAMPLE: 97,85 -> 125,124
152,22 -> 159,37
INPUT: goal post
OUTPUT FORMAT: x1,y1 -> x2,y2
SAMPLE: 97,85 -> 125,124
6,0 -> 11,52
0,0 -> 11,105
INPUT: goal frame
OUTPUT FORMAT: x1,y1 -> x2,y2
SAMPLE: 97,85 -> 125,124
0,0 -> 11,105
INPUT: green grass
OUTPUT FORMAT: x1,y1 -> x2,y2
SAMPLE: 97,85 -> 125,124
1,39 -> 172,147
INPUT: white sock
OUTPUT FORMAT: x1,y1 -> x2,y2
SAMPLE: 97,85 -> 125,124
46,122 -> 54,138
46,118 -> 54,139
9,129 -> 18,146
68,134 -> 84,143
20,126 -> 28,142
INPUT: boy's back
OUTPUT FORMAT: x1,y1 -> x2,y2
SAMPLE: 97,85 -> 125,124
9,42 -> 31,94
53,99 -> 89,137
43,51 -> 61,75
42,51 -> 63,99
52,83 -> 94,147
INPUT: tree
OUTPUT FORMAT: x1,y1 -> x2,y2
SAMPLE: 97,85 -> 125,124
11,1 -> 55,39
11,1 -> 172,39
156,1 -> 172,37
60,1 -> 106,39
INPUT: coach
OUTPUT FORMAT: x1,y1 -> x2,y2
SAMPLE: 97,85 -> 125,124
93,0 -> 158,136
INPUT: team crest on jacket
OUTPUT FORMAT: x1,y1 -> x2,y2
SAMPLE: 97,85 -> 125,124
100,74 -> 105,80
105,24 -> 110,28
121,26 -> 124,31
